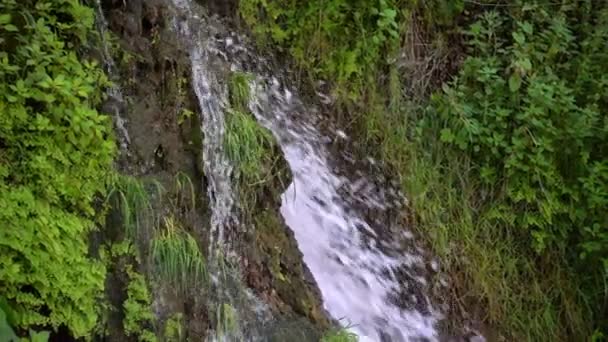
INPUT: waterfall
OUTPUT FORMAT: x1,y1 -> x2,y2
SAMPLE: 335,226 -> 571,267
169,0 -> 452,340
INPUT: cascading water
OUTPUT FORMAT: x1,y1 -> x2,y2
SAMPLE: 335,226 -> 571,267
248,82 -> 441,341
170,0 -> 455,341
170,2 -> 275,341
94,0 -> 131,156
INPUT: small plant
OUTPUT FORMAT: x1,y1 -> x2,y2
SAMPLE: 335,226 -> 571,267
177,108 -> 194,125
123,266 -> 157,342
224,109 -> 276,184
171,172 -> 197,212
108,176 -> 163,241
228,72 -> 253,112
163,313 -> 184,341
151,217 -> 207,295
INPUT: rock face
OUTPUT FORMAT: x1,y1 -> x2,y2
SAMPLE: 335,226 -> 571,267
100,0 -> 328,339
240,148 -> 330,331
102,0 -> 202,181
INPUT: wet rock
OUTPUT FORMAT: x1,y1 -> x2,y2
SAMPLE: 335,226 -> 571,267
100,0 -> 209,339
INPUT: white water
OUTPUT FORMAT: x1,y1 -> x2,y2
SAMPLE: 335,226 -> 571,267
169,0 -> 445,340
94,0 -> 131,155
171,0 -> 239,254
248,80 -> 441,341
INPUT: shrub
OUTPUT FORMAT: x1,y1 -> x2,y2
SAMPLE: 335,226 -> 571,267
432,1 -> 608,269
0,0 -> 115,337
424,0 -> 608,336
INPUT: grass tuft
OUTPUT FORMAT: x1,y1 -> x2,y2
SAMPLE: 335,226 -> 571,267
108,176 -> 163,241
151,216 -> 207,295
228,71 -> 253,113
224,108 -> 276,183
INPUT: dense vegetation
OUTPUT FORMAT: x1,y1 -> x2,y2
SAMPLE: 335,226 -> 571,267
240,0 -> 608,339
0,0 -> 115,337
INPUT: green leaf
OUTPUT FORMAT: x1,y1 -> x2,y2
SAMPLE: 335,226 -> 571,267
3,24 -> 18,32
509,73 -> 522,92
0,14 -> 11,25
513,31 -> 525,45
440,128 -> 455,143
519,58 -> 532,71
29,330 -> 50,342
0,307 -> 17,342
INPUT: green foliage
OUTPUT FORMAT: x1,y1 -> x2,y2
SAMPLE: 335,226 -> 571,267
0,0 -> 115,337
240,0 -> 464,101
431,1 -> 608,271
0,305 -> 18,342
123,266 -> 157,342
321,328 -> 358,342
215,303 -> 237,337
225,109 -> 276,184
228,71 -> 253,113
401,142 -> 590,340
225,72 -> 279,190
151,217 -> 207,295
240,0 -> 401,100
109,176 -> 162,241
401,0 -> 608,338
163,313 -> 184,341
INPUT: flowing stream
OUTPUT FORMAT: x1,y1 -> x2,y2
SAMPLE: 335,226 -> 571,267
170,1 -> 448,340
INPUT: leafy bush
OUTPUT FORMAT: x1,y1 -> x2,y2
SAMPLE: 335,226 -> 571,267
240,0 -> 463,102
0,0 -> 115,337
421,0 -> 608,336
432,1 -> 608,269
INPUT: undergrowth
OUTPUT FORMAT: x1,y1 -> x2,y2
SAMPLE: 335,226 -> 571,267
123,266 -> 157,342
368,1 -> 607,340
0,0 -> 115,337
